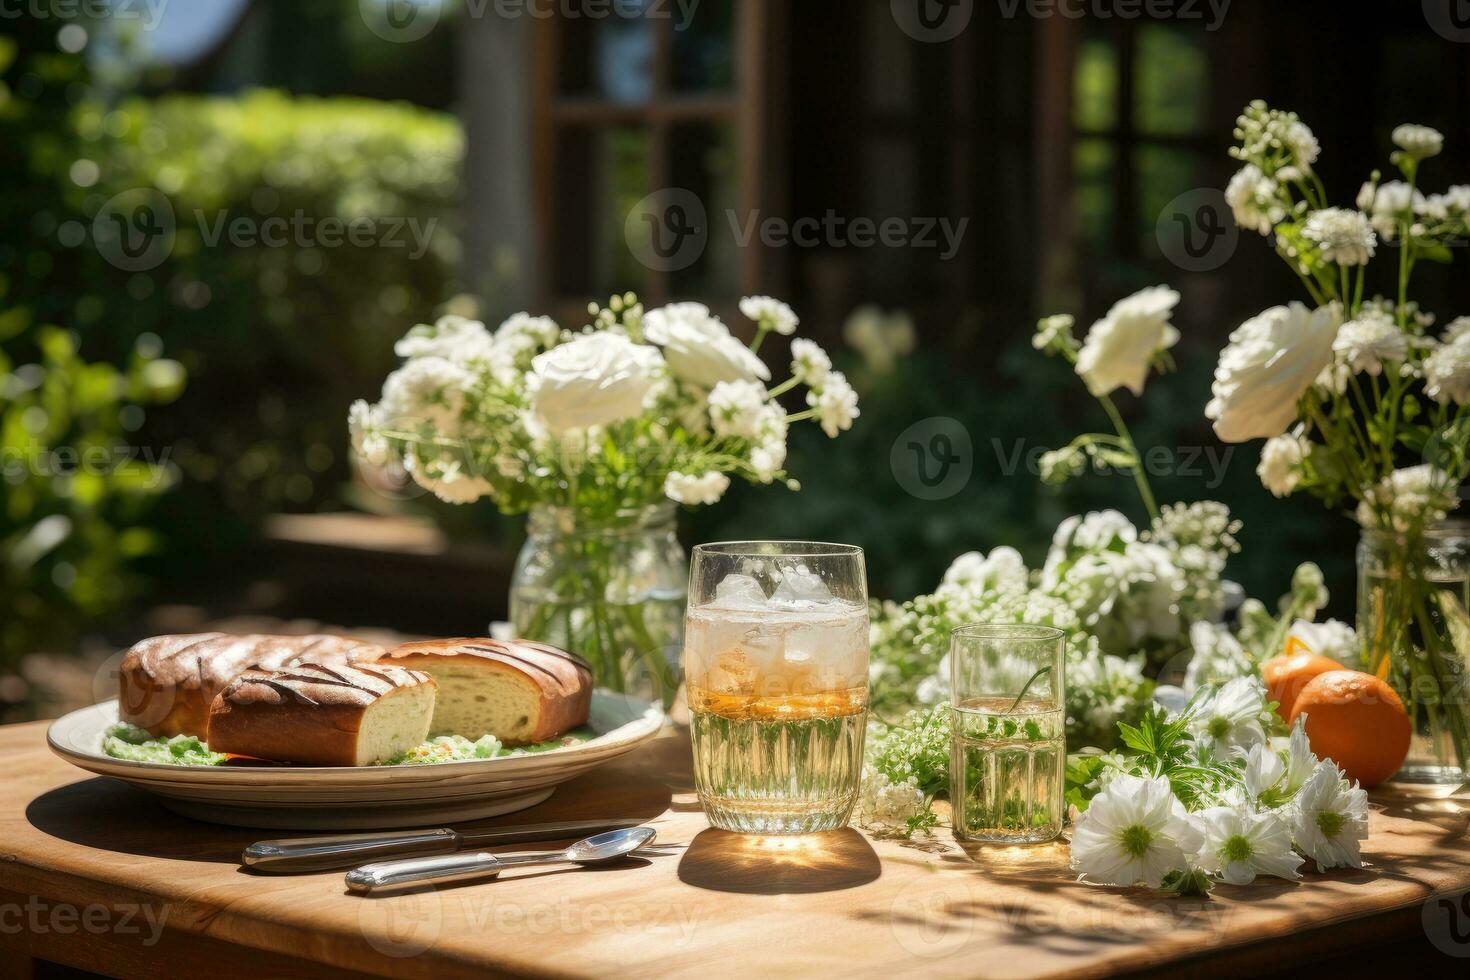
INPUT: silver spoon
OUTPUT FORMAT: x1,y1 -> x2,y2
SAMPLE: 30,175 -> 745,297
345,826 -> 656,894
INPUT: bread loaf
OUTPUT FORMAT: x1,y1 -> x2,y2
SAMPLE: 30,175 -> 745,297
375,638 -> 592,745
207,663 -> 437,766
118,633 -> 387,739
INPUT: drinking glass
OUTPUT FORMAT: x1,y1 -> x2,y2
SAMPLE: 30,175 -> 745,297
948,624 -> 1066,843
684,542 -> 869,834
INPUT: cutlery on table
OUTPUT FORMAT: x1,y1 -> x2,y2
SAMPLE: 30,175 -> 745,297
344,826 -> 656,894
242,819 -> 643,874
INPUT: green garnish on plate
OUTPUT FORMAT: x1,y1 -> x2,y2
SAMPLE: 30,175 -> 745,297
100,724 -> 597,767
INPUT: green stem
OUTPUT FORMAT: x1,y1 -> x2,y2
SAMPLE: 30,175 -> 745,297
1097,394 -> 1159,524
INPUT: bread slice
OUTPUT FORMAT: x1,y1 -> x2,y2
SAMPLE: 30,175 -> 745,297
375,638 -> 592,745
207,663 -> 436,766
118,633 -> 387,739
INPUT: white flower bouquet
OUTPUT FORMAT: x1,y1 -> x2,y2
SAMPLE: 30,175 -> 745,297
349,293 -> 860,691
1217,102 -> 1470,776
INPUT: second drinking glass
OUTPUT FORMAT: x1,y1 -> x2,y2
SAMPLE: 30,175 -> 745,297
949,624 -> 1067,843
684,542 -> 869,834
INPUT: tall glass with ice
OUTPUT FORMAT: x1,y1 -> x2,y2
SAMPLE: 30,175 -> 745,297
685,542 -> 869,834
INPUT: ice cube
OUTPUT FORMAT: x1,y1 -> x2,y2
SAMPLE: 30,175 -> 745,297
770,563 -> 832,604
707,647 -> 755,695
714,573 -> 768,607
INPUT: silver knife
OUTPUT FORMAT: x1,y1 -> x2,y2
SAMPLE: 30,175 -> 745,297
242,819 -> 642,874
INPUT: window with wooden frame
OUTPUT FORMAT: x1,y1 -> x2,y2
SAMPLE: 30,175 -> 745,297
1068,18 -> 1212,284
530,0 -> 774,323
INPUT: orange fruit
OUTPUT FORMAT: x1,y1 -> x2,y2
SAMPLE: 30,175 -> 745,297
1288,669 -> 1411,787
1261,644 -> 1343,721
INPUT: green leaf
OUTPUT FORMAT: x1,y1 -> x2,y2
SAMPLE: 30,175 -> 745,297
1417,243 -> 1454,264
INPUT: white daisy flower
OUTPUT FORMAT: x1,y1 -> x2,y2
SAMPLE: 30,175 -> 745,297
739,295 -> 799,336
807,371 -> 859,437
1290,760 -> 1370,870
1240,740 -> 1286,800
1190,677 -> 1268,757
663,470 -> 730,506
1332,313 -> 1408,376
1195,806 -> 1304,885
790,338 -> 832,388
1256,432 -> 1309,498
1392,123 -> 1444,160
1069,773 -> 1203,888
1301,208 -> 1376,267
1279,715 -> 1318,798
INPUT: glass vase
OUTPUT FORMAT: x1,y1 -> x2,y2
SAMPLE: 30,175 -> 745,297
510,503 -> 687,704
1356,520 -> 1470,784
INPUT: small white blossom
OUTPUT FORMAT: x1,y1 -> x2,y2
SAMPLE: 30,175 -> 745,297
1392,123 -> 1444,160
1290,760 -> 1369,870
409,457 -> 493,505
378,356 -> 470,436
1301,208 -> 1376,267
859,767 -> 929,834
1256,432 -> 1309,498
1195,806 -> 1304,885
1286,619 -> 1358,664
1285,121 -> 1320,170
663,470 -> 730,506
1363,180 -> 1426,239
1033,313 -> 1076,352
707,380 -> 769,440
1070,773 -> 1203,888
748,439 -> 787,483
807,371 -> 859,437
1355,464 -> 1460,533
1424,333 -> 1470,405
739,295 -> 799,336
790,338 -> 832,388
1225,164 -> 1286,235
348,399 -> 391,467
941,546 -> 1029,594
1332,313 -> 1408,377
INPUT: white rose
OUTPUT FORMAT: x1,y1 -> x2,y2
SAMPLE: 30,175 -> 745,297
394,314 -> 494,362
1256,432 -> 1309,498
528,332 -> 663,435
1206,302 -> 1341,443
642,303 -> 770,388
1074,285 -> 1181,397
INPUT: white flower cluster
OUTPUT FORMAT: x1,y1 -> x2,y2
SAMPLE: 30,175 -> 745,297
1071,695 -> 1371,891
1355,464 -> 1461,533
349,295 -> 859,513
1301,207 -> 1376,267
1424,323 -> 1470,405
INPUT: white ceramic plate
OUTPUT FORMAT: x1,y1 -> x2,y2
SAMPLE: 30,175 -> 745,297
47,692 -> 664,830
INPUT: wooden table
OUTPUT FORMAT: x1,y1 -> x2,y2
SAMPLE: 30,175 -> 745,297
2,718 -> 1468,979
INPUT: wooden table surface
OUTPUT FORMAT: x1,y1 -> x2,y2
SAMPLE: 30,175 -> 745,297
2,718 -> 1469,979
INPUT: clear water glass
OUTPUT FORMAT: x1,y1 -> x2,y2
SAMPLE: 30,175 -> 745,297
949,624 -> 1066,843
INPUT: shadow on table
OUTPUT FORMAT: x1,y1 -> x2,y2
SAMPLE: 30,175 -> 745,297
26,777 -> 255,863
677,828 -> 880,894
